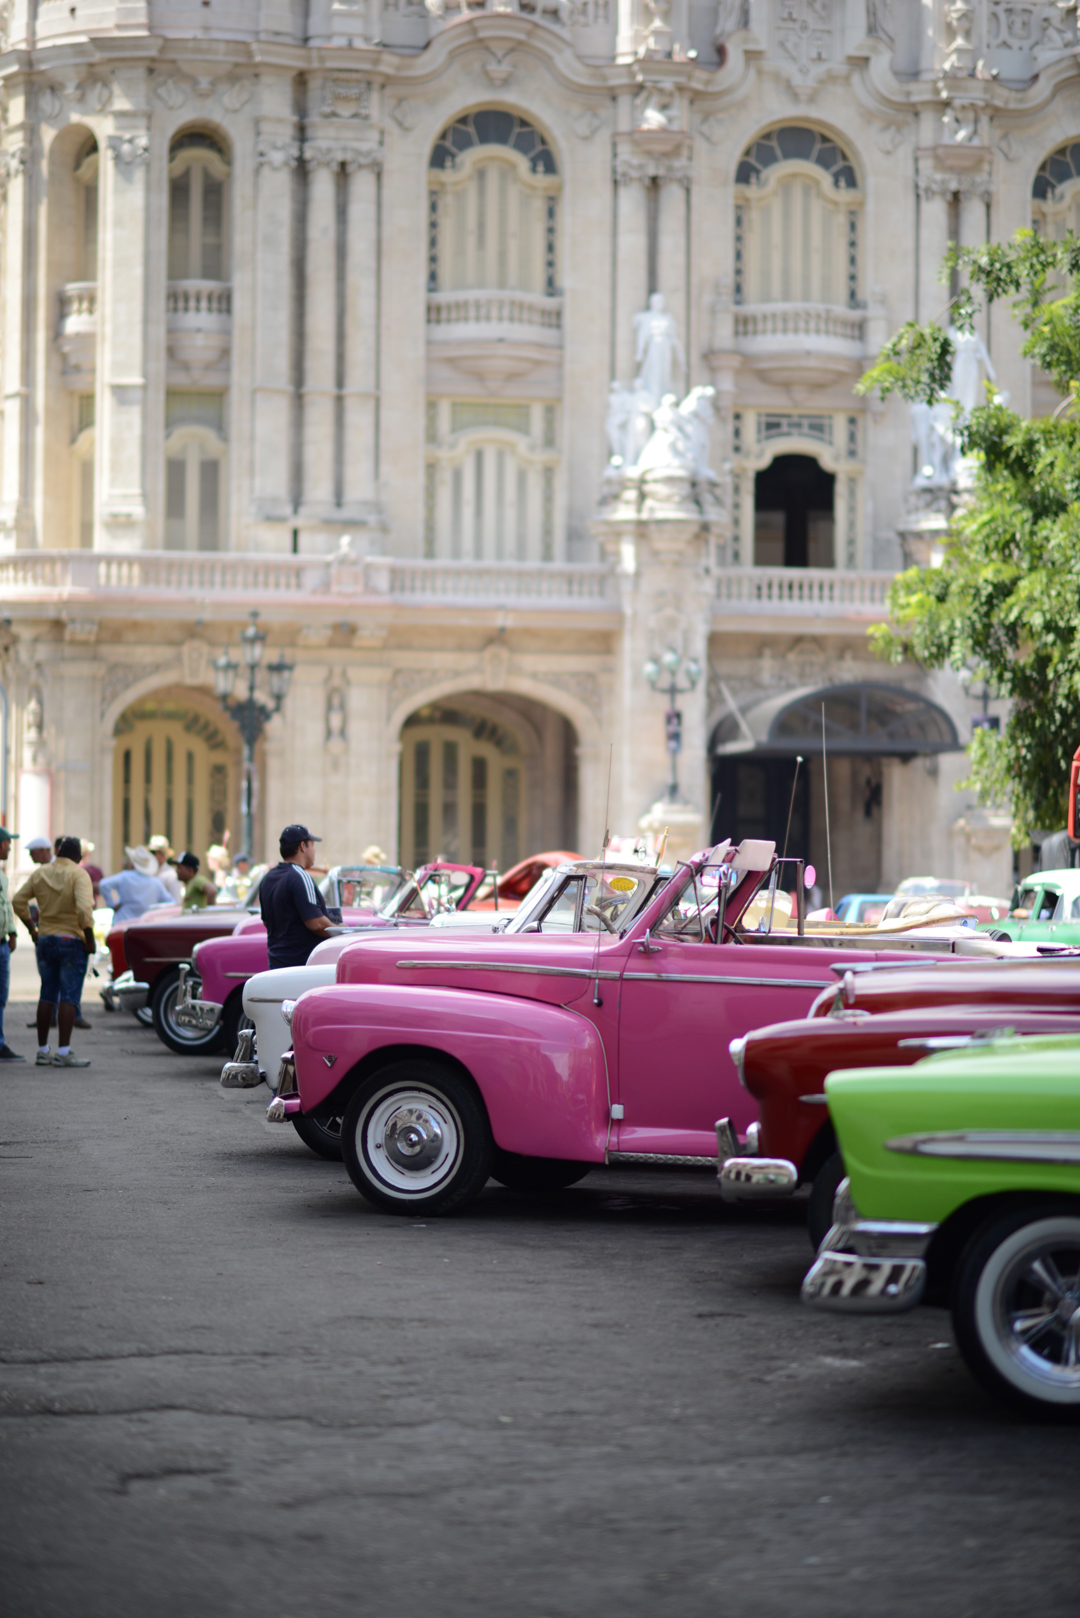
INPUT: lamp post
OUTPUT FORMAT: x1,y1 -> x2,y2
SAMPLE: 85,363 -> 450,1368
643,647 -> 701,802
212,611 -> 294,862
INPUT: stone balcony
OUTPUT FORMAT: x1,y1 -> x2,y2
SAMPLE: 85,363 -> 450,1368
733,302 -> 866,388
56,282 -> 98,391
426,289 -> 563,389
2,551 -> 893,632
166,280 -> 232,385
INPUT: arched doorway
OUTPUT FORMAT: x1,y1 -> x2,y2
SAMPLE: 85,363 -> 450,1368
111,693 -> 241,868
754,454 -> 835,567
398,693 -> 578,871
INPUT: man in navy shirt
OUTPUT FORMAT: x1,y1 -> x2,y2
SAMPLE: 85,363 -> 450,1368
260,824 -> 335,968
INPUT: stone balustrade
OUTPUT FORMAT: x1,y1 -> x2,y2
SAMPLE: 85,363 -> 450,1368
166,280 -> 232,385
714,565 -> 893,616
58,282 -> 98,324
166,281 -> 233,319
733,303 -> 865,345
427,289 -> 563,341
732,302 -> 865,387
56,282 -> 98,390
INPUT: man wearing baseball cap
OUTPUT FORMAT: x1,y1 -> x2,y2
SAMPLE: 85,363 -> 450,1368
259,825 -> 335,969
0,825 -> 22,1061
172,852 -> 218,911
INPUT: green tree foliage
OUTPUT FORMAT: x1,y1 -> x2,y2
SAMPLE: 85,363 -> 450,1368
860,231 -> 1080,840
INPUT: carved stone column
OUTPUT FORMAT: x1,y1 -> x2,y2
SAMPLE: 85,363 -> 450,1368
251,124 -> 300,548
342,146 -> 382,524
613,159 -> 650,385
299,144 -> 340,536
0,116 -> 33,550
99,115 -> 151,550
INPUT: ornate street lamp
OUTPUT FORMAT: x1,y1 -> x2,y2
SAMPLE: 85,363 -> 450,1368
644,647 -> 701,802
213,611 -> 294,861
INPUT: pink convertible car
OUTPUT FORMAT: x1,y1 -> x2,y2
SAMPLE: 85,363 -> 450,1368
269,840 -> 981,1216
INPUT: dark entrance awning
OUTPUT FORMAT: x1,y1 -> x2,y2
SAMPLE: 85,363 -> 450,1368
711,682 -> 960,758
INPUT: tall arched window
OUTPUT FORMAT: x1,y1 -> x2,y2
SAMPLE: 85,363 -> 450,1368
735,126 -> 860,309
1033,142 -> 1080,238
428,110 -> 559,295
168,129 -> 230,282
164,392 -> 226,550
74,137 -> 99,281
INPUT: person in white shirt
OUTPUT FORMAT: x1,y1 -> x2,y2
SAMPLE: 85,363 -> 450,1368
148,836 -> 183,903
99,846 -> 172,923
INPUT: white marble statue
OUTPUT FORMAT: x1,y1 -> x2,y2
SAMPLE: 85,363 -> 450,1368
910,325 -> 998,488
635,386 -> 717,479
633,293 -> 685,405
605,379 -> 661,471
947,324 -> 996,419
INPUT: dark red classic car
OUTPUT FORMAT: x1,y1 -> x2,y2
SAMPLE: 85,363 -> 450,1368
717,960 -> 1080,1246
105,903 -> 260,1026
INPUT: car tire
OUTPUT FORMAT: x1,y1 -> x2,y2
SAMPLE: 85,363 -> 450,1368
952,1204 -> 1080,1415
150,967 -> 227,1057
291,1112 -> 344,1161
491,1149 -> 591,1194
341,1060 -> 493,1216
135,1005 -> 154,1028
807,1151 -> 846,1252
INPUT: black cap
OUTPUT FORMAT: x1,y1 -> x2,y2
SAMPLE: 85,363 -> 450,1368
281,824 -> 321,843
172,851 -> 200,871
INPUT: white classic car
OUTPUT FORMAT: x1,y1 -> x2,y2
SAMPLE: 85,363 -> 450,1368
222,858 -> 663,1160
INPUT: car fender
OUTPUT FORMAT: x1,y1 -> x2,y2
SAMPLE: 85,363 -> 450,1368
243,963 -> 338,1088
291,982 -> 609,1162
193,933 -> 270,1006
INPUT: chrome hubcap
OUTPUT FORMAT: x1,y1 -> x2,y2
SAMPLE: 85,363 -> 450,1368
980,1219 -> 1080,1399
360,1086 -> 462,1197
383,1106 -> 444,1171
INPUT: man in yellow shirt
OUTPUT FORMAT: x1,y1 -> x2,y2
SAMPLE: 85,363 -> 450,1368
13,836 -> 95,1068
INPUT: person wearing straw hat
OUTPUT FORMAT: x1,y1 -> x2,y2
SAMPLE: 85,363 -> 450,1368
148,835 -> 183,903
0,823 -> 22,1061
99,846 -> 171,924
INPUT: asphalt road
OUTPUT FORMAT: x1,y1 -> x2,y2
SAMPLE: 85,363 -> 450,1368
1,994 -> 1078,1618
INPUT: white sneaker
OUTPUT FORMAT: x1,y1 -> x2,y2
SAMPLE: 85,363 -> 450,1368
53,1052 -> 90,1068
35,1049 -> 52,1066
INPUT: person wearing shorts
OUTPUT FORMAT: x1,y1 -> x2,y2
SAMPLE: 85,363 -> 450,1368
13,836 -> 95,1068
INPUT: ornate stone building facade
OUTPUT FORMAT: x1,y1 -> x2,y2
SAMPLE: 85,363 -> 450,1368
2,0 -> 1069,888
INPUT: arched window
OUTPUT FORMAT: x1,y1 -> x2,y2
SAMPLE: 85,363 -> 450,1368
424,400 -> 558,562
735,126 -> 860,309
164,392 -> 226,551
428,111 -> 559,295
74,137 -> 99,281
168,130 -> 230,282
1032,142 -> 1080,237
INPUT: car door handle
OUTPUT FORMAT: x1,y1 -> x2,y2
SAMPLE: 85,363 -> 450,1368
637,927 -> 661,955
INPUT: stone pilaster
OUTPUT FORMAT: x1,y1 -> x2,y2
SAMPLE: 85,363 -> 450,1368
299,143 -> 339,537
342,147 -> 383,525
251,122 -> 300,547
0,105 -> 34,551
98,110 -> 151,550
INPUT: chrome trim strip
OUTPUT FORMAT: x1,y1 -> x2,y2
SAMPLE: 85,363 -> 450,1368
395,960 -> 621,980
886,1130 -> 1080,1165
798,1094 -> 829,1104
246,995 -> 291,1004
224,971 -> 251,979
802,1252 -> 927,1313
623,972 -> 826,989
608,1151 -> 717,1166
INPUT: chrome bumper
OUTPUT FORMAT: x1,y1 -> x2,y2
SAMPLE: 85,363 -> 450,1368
107,970 -> 150,1014
719,1155 -> 799,1200
220,1026 -> 261,1089
173,964 -> 223,1032
801,1177 -> 937,1315
266,1094 -> 302,1123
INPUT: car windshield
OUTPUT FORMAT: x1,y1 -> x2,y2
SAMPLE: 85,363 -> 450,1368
1037,887 -> 1061,921
394,868 -> 475,920
321,867 -> 401,910
510,866 -> 660,934
1014,885 -> 1039,916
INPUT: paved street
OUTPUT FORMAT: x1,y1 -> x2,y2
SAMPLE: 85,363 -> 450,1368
1,994 -> 1077,1618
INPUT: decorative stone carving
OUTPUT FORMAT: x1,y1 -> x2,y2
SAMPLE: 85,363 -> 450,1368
222,78 -> 254,113
298,624 -> 333,646
0,146 -> 28,189
38,85 -> 65,121
541,670 -> 603,720
574,109 -> 603,139
997,130 -> 1020,160
303,141 -> 384,172
636,389 -> 718,481
919,169 -> 994,201
23,689 -> 45,768
482,51 -> 515,85
100,662 -> 173,719
983,0 -> 1076,79
613,152 -> 692,186
182,638 -> 211,684
63,620 -> 99,644
320,78 -> 372,119
866,0 -> 893,40
876,123 -> 905,153
941,0 -> 975,74
776,0 -> 837,80
388,667 -> 463,712
482,642 -> 510,691
155,75 -> 187,110
391,100 -> 417,131
698,113 -> 724,144
256,138 -> 301,170
714,0 -> 749,43
634,294 -> 685,405
107,133 -> 150,167
326,686 -> 348,750
635,83 -> 680,133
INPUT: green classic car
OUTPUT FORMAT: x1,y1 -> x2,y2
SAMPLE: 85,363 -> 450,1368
979,867 -> 1080,945
802,1036 -> 1080,1413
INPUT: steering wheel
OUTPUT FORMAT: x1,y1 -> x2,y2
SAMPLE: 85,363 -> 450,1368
585,903 -> 619,935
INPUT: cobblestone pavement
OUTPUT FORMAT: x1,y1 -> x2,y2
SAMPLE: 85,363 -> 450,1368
1,998 -> 1077,1618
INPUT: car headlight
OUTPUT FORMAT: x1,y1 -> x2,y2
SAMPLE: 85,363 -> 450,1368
729,1034 -> 748,1090
281,999 -> 296,1028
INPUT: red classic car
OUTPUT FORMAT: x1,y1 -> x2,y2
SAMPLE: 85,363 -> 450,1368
265,841 -> 1001,1217
718,959 -> 1080,1246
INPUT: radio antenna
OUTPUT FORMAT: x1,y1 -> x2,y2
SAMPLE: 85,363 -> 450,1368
592,743 -> 613,1006
821,706 -> 834,912
782,755 -> 803,862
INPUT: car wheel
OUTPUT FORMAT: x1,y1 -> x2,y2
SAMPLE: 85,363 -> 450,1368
135,1005 -> 154,1027
150,967 -> 227,1057
952,1205 -> 1080,1414
341,1060 -> 493,1216
807,1151 -> 846,1252
291,1112 -> 344,1161
491,1150 -> 591,1194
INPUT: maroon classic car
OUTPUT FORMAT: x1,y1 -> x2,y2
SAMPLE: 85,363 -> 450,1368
113,902 -> 263,1036
718,960 -> 1080,1246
